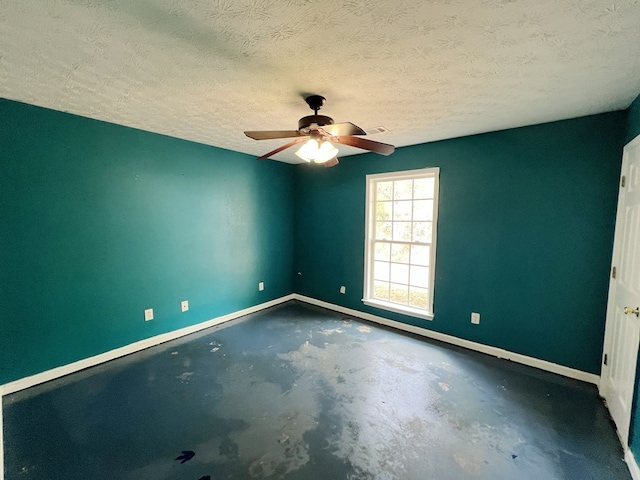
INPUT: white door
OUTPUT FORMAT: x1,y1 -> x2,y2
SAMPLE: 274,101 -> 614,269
601,134 -> 640,446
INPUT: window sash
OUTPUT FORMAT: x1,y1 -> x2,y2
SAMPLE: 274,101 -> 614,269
363,168 -> 439,320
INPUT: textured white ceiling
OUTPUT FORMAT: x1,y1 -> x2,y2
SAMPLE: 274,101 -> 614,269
1,0 -> 640,163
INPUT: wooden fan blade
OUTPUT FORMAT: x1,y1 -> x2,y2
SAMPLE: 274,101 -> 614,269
320,122 -> 366,136
257,138 -> 307,160
245,130 -> 303,140
335,136 -> 395,155
323,157 -> 339,168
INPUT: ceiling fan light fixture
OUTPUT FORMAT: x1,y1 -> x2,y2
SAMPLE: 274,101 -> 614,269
295,138 -> 317,162
295,138 -> 339,163
316,140 -> 339,163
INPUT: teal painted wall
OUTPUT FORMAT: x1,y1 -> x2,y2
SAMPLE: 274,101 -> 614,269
293,112 -> 626,375
0,99 -> 294,385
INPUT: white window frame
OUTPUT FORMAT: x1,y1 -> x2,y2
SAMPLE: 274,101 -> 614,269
363,167 -> 439,320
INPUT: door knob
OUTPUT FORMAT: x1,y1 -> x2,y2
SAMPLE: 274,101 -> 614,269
624,307 -> 640,317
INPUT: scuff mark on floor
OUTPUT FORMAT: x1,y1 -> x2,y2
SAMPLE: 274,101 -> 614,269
176,372 -> 194,382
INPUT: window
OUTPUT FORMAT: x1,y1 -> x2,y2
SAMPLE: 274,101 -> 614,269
363,168 -> 439,320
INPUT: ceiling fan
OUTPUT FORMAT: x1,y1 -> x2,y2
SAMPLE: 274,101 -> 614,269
244,95 -> 395,167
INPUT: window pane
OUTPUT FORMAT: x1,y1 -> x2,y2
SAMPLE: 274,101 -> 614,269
377,181 -> 393,201
366,168 -> 438,316
412,200 -> 433,221
393,222 -> 412,241
373,281 -> 390,301
412,222 -> 432,243
409,265 -> 429,288
390,263 -> 409,284
411,245 -> 430,266
391,243 -> 410,263
393,201 -> 412,221
389,283 -> 409,304
376,201 -> 391,221
394,180 -> 413,200
409,287 -> 429,308
374,242 -> 391,261
374,261 -> 390,281
413,178 -> 435,199
376,222 -> 392,240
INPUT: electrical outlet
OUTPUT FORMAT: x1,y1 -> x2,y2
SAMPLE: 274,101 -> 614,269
340,286 -> 346,294
144,308 -> 154,321
181,300 -> 189,312
471,312 -> 480,325
259,282 -> 264,291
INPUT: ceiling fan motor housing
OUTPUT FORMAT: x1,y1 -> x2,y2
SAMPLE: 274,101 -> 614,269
298,115 -> 334,133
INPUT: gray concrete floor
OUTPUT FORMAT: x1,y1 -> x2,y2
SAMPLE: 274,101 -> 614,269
2,301 -> 631,479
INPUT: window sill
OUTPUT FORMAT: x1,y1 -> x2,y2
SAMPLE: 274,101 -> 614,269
362,299 -> 434,321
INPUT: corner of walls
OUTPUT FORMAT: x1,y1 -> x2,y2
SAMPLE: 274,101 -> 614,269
626,93 -> 640,144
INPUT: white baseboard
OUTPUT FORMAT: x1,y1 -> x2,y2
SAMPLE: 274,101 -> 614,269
0,293 -> 600,395
627,448 -> 640,480
0,294 -> 295,397
293,294 -> 600,385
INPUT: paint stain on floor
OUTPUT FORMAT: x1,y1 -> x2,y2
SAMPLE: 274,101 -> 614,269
2,302 -> 631,480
